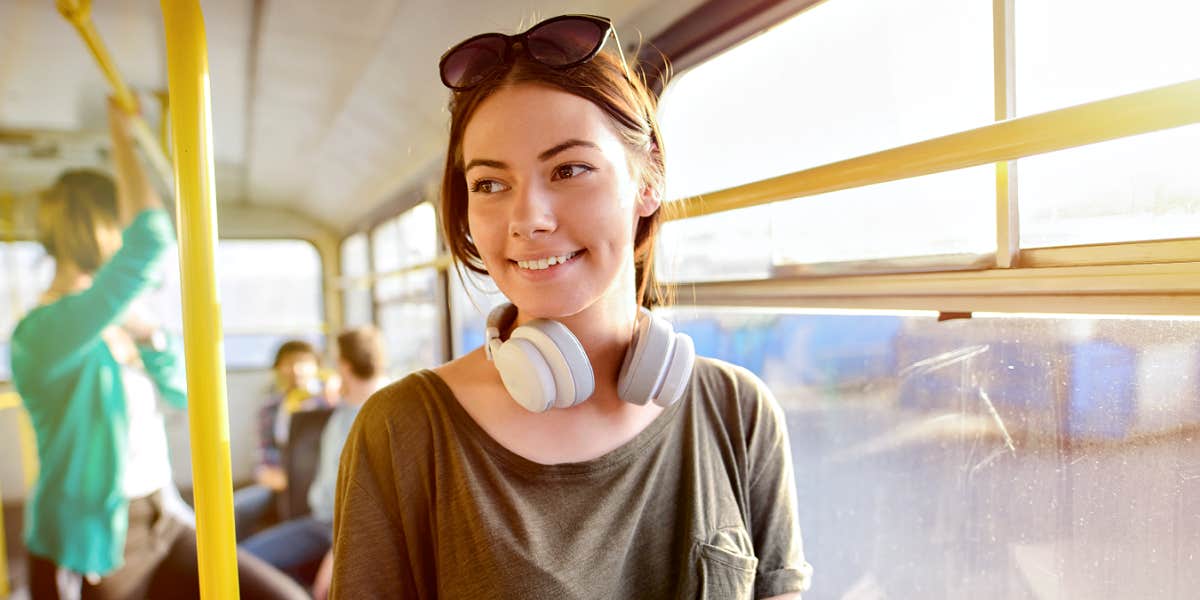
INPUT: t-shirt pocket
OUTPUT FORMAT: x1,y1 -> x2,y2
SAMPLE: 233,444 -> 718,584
695,528 -> 759,599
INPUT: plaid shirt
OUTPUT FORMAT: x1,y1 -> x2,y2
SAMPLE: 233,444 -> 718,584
257,384 -> 331,467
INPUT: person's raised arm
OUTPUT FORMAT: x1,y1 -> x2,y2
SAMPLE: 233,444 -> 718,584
107,98 -> 162,223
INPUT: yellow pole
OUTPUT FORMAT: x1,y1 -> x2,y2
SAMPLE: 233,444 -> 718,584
159,1 -> 240,597
56,0 -> 174,186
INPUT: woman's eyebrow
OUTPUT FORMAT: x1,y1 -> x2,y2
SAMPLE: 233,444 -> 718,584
464,158 -> 508,172
538,139 -> 599,162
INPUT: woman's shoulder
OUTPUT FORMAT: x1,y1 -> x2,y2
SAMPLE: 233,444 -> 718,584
359,370 -> 451,419
687,356 -> 787,436
689,356 -> 775,405
350,370 -> 455,444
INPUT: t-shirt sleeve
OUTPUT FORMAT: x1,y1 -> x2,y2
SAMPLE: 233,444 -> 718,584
330,382 -> 422,599
739,369 -> 815,598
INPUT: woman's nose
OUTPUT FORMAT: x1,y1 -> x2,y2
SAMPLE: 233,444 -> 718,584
508,184 -> 556,239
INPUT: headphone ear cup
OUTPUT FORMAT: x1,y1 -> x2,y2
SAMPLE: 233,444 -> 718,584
492,337 -> 556,413
617,309 -> 674,406
653,331 -> 694,407
512,320 -> 594,408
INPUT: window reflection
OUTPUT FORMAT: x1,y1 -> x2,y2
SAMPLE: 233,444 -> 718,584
660,306 -> 1200,598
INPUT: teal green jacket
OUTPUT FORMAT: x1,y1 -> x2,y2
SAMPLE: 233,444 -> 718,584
10,209 -> 187,576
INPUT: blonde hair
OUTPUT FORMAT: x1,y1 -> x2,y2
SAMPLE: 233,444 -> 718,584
37,169 -> 119,273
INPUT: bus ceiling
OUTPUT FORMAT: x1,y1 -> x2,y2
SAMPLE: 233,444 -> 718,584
0,0 -> 789,240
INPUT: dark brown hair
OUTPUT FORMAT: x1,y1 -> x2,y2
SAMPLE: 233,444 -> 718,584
36,169 -> 120,273
336,326 -> 387,380
273,340 -> 318,369
439,48 -> 670,307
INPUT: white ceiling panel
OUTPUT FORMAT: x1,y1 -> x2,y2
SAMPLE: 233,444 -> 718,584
1,0 -> 704,234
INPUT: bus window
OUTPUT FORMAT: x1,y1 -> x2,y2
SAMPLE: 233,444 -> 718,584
448,270 -> 506,359
659,305 -> 1200,598
370,202 -> 442,375
341,232 -> 372,328
1017,0 -> 1200,115
1019,124 -> 1200,247
658,0 -> 992,200
0,242 -> 52,381
1014,0 -> 1200,248
656,164 -> 997,282
376,271 -> 442,375
656,0 -> 995,279
213,239 -> 325,369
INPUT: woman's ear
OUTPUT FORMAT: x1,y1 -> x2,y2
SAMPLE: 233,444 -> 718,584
635,183 -> 662,218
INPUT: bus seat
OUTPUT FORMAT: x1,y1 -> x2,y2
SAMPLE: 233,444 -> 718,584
279,407 -> 334,521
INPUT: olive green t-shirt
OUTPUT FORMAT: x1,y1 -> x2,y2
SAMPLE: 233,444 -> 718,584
331,357 -> 813,599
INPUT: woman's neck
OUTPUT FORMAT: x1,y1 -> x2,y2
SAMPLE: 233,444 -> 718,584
517,267 -> 641,406
44,263 -> 93,302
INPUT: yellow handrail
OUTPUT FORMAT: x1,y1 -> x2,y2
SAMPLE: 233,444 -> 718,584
56,0 -> 174,186
159,1 -> 240,597
669,78 -> 1200,221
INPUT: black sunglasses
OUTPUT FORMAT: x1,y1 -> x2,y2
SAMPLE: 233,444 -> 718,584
439,14 -> 629,90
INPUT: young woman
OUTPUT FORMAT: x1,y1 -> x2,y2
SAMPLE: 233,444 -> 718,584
332,15 -> 813,599
10,100 -> 307,599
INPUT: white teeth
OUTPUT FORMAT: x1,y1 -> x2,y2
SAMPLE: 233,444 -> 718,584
517,251 -> 577,271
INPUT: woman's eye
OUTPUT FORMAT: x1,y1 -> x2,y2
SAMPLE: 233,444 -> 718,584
552,164 -> 592,181
469,179 -> 508,194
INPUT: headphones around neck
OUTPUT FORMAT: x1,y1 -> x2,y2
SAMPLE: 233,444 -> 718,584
485,303 -> 695,413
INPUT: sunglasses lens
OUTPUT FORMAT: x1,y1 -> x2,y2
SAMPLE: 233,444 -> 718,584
441,35 -> 508,88
526,18 -> 607,66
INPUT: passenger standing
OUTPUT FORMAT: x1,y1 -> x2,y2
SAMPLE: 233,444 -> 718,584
331,15 -> 813,599
10,99 -> 307,599
242,326 -> 387,593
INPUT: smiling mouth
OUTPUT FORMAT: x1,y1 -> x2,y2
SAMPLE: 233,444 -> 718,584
512,250 -> 581,271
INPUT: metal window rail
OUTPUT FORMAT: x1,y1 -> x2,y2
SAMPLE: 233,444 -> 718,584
664,77 -> 1200,221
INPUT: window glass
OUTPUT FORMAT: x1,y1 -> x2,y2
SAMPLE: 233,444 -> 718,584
658,305 -> 1200,598
1016,0 -> 1200,116
658,0 -> 991,201
0,242 -> 53,380
372,202 -> 438,301
1018,124 -> 1200,248
213,240 -> 324,369
376,270 -> 443,376
1013,0 -> 1200,247
371,216 -> 402,301
341,233 -> 372,327
659,166 -> 995,282
656,0 -> 993,275
448,269 -> 507,358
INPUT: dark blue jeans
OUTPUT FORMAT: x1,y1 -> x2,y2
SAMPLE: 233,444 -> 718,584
232,483 -> 278,542
240,516 -> 333,587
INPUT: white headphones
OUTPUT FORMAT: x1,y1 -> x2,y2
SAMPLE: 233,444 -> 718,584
485,303 -> 695,413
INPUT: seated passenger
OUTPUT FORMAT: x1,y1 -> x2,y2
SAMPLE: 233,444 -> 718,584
242,326 -> 388,591
331,14 -> 812,598
11,99 -> 307,600
234,339 -> 336,540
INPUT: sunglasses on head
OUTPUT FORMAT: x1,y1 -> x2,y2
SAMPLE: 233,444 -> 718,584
439,14 -> 629,91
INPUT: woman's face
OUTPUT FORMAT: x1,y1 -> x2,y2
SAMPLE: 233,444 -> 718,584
462,84 -> 658,320
276,351 -> 319,391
